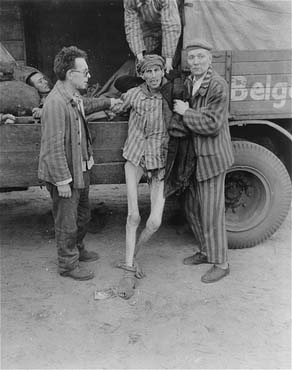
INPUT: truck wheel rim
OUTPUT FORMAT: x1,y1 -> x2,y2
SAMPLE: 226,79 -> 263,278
225,166 -> 272,232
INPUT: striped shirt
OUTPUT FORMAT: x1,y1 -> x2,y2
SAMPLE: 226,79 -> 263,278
183,66 -> 234,181
38,81 -> 110,188
121,83 -> 169,170
124,0 -> 181,59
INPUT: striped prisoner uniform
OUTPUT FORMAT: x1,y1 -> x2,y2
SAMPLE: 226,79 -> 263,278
38,80 -> 111,272
183,66 -> 234,263
124,0 -> 181,59
121,83 -> 169,170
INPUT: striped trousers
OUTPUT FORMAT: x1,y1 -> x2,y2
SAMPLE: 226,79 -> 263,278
184,172 -> 228,264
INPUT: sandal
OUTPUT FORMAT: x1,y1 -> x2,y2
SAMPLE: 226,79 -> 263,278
114,260 -> 145,279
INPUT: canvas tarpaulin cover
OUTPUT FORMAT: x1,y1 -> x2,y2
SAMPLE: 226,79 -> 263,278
183,0 -> 291,50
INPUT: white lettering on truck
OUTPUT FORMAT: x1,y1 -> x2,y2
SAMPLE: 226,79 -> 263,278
231,76 -> 292,109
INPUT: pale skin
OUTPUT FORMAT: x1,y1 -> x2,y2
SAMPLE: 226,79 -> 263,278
125,65 -> 166,268
174,48 -> 212,116
117,64 -> 166,297
0,113 -> 16,124
173,48 -> 228,270
29,72 -> 51,94
29,73 -> 51,119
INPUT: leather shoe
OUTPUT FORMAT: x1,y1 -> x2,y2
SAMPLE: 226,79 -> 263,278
183,252 -> 208,265
201,264 -> 230,283
79,249 -> 99,262
60,265 -> 94,280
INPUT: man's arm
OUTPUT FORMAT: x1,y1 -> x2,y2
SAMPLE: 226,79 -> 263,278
160,0 -> 181,63
124,0 -> 145,59
83,96 -> 111,115
178,80 -> 229,136
41,98 -> 72,184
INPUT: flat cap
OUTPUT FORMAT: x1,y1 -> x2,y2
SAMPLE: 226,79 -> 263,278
185,39 -> 213,51
136,54 -> 165,74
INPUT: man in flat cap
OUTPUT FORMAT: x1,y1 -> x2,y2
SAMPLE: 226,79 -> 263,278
123,0 -> 181,73
114,54 -> 171,298
169,39 -> 234,283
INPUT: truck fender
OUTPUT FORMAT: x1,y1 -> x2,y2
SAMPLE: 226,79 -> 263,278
229,120 -> 292,143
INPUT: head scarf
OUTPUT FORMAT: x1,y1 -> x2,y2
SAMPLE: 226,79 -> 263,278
137,54 -> 165,75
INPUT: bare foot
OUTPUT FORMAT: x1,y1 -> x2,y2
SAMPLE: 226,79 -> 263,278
117,275 -> 137,300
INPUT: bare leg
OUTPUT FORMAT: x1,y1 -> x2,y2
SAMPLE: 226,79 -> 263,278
135,178 -> 165,258
118,161 -> 143,299
125,161 -> 144,266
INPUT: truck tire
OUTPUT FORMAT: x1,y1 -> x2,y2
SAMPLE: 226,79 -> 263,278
225,141 -> 292,249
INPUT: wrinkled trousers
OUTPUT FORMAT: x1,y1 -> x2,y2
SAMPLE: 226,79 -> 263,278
46,171 -> 91,273
184,172 -> 228,264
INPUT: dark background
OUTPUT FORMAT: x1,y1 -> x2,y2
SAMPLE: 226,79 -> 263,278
22,0 -> 132,86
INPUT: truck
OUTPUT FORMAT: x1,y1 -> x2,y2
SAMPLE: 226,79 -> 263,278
0,0 -> 291,249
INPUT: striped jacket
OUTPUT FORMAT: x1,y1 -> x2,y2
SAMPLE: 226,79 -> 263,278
183,66 -> 234,181
124,0 -> 181,59
121,82 -> 169,170
38,81 -> 111,188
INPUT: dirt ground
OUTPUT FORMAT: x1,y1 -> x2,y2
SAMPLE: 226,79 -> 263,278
1,184 -> 291,370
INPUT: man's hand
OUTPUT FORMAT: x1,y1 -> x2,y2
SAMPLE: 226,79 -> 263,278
136,53 -> 144,62
173,99 -> 189,116
110,98 -> 124,114
165,57 -> 173,74
32,107 -> 42,119
1,113 -> 16,125
57,184 -> 72,198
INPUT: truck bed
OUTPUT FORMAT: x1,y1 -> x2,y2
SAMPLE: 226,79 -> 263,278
0,121 -> 128,188
1,50 -> 291,188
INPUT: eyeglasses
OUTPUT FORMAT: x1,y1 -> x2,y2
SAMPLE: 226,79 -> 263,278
71,69 -> 91,77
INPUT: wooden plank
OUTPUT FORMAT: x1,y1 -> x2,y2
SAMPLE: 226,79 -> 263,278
89,121 -> 128,149
229,112 -> 291,120
230,100 -> 292,117
0,124 -> 41,151
232,61 -> 292,75
0,157 -> 126,187
0,151 -> 39,187
0,157 -> 126,188
0,122 -> 128,156
0,122 -> 129,187
212,63 -> 226,76
232,50 -> 292,62
90,122 -> 127,163
90,163 -> 126,184
92,149 -> 124,163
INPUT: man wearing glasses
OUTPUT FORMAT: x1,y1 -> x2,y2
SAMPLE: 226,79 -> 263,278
38,46 -> 120,280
